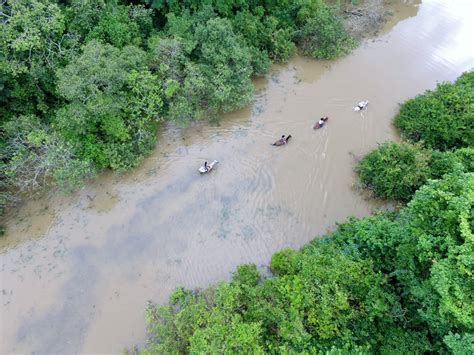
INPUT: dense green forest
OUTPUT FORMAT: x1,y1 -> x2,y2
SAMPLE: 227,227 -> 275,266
141,74 -> 474,354
0,0 -> 356,219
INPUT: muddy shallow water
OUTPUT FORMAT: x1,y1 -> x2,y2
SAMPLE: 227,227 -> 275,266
2,1 -> 474,353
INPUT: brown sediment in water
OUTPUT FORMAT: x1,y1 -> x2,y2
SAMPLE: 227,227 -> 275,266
1,1 -> 474,353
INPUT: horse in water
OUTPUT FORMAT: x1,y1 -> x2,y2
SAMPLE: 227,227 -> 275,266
313,117 -> 329,129
354,100 -> 369,111
199,160 -> 218,174
272,135 -> 292,146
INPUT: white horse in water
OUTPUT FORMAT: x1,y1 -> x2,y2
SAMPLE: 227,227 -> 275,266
199,160 -> 218,174
354,100 -> 369,111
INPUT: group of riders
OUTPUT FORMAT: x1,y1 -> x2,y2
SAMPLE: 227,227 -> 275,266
201,101 -> 368,172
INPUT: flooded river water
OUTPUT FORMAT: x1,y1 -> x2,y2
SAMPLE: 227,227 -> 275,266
1,1 -> 474,353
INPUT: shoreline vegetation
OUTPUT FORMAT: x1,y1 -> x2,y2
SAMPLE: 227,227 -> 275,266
2,1 -> 472,353
138,73 -> 473,354
0,0 -> 375,229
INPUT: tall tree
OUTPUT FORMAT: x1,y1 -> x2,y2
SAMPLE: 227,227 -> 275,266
55,40 -> 164,170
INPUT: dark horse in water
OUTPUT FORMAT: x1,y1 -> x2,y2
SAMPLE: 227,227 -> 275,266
272,135 -> 292,146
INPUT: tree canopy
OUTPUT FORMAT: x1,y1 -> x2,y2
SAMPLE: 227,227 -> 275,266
394,71 -> 474,151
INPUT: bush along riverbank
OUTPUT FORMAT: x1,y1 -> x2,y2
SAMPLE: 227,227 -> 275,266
357,71 -> 473,202
1,0 -> 356,221
139,72 -> 474,354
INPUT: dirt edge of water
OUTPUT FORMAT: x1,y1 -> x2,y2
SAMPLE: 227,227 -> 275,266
342,0 -> 397,39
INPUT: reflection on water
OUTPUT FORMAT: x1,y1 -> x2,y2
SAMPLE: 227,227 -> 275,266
378,0 -> 421,36
2,1 -> 474,353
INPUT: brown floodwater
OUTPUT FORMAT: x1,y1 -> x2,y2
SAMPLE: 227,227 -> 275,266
1,1 -> 474,353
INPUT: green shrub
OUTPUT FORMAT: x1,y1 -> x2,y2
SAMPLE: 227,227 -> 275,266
162,15 -> 254,122
144,239 -> 397,353
357,142 -> 431,201
398,173 -> 474,340
270,248 -> 298,275
330,214 -> 404,273
86,5 -> 141,48
444,332 -> 474,354
394,71 -> 474,150
55,41 -> 163,170
428,149 -> 465,179
2,115 -> 95,192
454,147 -> 474,172
296,2 -> 357,59
231,11 -> 272,74
232,264 -> 260,287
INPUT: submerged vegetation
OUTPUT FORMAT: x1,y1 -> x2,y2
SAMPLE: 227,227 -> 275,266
0,0 -> 357,217
141,73 -> 474,353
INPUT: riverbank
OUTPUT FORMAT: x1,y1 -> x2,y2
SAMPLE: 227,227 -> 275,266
0,0 -> 409,230
1,1 -> 474,353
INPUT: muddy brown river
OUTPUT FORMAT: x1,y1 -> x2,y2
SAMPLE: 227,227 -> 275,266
2,1 -> 474,353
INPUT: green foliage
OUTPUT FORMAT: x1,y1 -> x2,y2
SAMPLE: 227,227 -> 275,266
161,13 -> 254,121
85,4 -> 153,48
0,0 -> 66,77
398,174 -> 474,337
189,16 -> 253,113
454,147 -> 474,172
328,174 -> 474,351
429,149 -> 465,179
0,0 -> 73,118
350,71 -> 474,352
270,248 -> 298,275
330,214 -> 404,273
357,141 -> 431,201
2,115 -> 95,192
189,314 -> 264,354
232,264 -> 260,287
55,41 -> 163,170
144,240 -> 398,353
230,8 -> 297,66
297,2 -> 357,59
147,0 -> 354,64
444,332 -> 474,354
357,140 -> 471,201
65,0 -> 106,40
231,10 -> 272,73
394,71 -> 474,151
